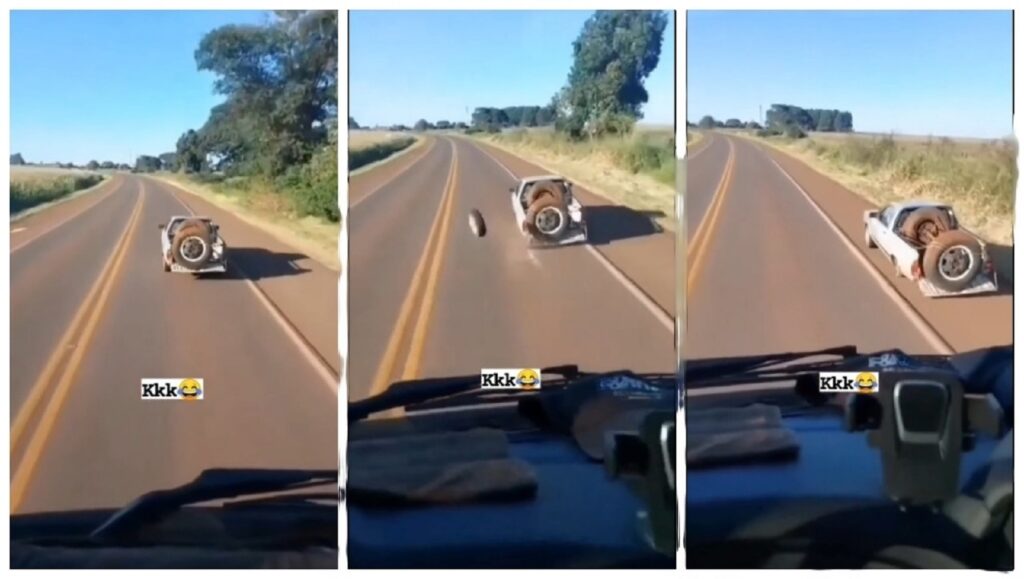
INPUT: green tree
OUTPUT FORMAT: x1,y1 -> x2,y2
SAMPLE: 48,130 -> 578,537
101,161 -> 116,169
558,10 -> 668,138
86,160 -> 100,170
698,115 -> 716,129
724,118 -> 742,128
159,152 -> 178,171
436,120 -> 451,130
816,110 -> 835,132
348,116 -> 360,129
414,119 -> 429,132
176,129 -> 205,173
11,153 -> 25,165
134,155 -> 162,172
192,10 -> 337,177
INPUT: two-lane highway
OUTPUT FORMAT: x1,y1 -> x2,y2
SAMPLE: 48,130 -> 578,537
685,132 -> 1012,363
348,135 -> 676,401
11,175 -> 338,514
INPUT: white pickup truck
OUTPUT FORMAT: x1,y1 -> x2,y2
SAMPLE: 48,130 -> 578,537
863,201 -> 997,297
159,216 -> 227,274
509,175 -> 587,247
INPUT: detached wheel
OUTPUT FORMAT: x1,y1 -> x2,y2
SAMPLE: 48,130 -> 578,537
525,196 -> 569,240
922,230 -> 982,292
901,208 -> 951,245
171,219 -> 214,271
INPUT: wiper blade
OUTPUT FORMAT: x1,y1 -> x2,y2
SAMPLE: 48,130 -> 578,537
348,364 -> 586,422
685,345 -> 860,386
91,468 -> 337,541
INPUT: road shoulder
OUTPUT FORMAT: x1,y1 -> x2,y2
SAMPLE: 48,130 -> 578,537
149,174 -> 339,271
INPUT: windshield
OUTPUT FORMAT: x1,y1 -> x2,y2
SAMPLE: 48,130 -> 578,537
10,9 -> 340,531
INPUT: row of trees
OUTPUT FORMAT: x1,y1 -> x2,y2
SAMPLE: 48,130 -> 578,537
469,106 -> 557,131
693,116 -> 762,130
173,11 -> 339,220
10,153 -> 135,171
461,11 -> 667,139
766,104 -> 853,133
357,12 -> 667,141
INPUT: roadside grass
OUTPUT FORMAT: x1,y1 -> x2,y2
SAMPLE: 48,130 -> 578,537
348,131 -> 418,172
748,132 -> 1017,245
153,173 -> 340,270
10,166 -> 105,214
472,128 -> 677,230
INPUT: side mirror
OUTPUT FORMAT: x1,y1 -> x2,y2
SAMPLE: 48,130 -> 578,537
468,209 -> 487,237
157,223 -> 166,229
508,186 -> 515,194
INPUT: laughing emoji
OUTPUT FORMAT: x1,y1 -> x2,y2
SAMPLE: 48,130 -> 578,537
180,378 -> 203,400
517,369 -> 540,390
855,372 -> 878,394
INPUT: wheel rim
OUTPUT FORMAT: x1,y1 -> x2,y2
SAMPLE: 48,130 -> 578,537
938,245 -> 974,281
535,207 -> 564,235
180,237 -> 207,263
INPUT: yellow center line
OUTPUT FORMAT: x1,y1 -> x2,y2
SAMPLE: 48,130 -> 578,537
401,149 -> 459,380
368,139 -> 459,397
10,183 -> 147,512
686,138 -> 736,295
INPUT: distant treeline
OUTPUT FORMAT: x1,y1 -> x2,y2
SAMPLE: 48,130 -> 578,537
10,153 -> 130,171
689,104 -> 854,139
469,106 -> 557,132
766,104 -> 853,133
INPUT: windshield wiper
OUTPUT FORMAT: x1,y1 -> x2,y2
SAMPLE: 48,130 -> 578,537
348,364 -> 585,422
685,345 -> 860,387
91,468 -> 337,542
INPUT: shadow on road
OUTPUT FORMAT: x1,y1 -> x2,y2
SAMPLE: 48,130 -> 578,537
199,247 -> 312,281
988,243 -> 1014,296
583,205 -> 666,245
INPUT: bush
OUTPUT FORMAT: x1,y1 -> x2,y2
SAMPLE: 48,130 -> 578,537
11,173 -> 104,213
348,137 -> 415,171
282,131 -> 339,221
783,124 -> 807,139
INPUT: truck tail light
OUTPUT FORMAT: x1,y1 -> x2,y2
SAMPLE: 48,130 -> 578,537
912,262 -> 923,280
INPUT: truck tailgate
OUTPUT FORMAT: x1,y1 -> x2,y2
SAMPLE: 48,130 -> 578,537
918,272 -> 998,298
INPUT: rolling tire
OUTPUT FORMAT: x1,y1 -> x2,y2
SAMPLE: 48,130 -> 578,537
171,219 -> 214,271
864,227 -> 877,249
922,229 -> 982,292
524,180 -> 565,207
525,196 -> 569,240
900,208 -> 951,245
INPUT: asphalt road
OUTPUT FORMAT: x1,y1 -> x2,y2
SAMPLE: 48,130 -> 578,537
10,175 -> 338,514
685,132 -> 1013,363
348,135 -> 676,402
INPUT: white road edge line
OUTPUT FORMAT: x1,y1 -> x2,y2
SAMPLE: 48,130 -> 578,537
161,180 -> 340,395
468,138 -> 674,335
686,132 -> 714,161
350,138 -> 436,210
11,178 -> 120,253
765,152 -> 955,356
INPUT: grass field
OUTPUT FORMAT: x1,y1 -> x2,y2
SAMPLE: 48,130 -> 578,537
154,173 -> 340,270
747,131 -> 1017,245
10,166 -> 105,214
472,127 -> 677,230
348,130 -> 419,173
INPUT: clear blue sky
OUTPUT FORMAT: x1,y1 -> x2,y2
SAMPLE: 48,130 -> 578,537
688,11 -> 1013,139
11,10 -> 272,165
350,10 -> 675,128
